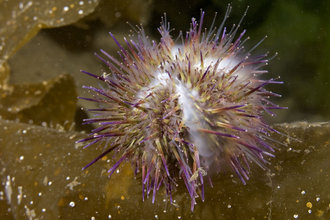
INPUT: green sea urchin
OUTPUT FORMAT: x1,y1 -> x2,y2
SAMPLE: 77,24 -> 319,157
77,5 -> 285,211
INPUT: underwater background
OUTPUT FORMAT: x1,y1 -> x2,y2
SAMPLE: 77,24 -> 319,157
1,0 -> 330,219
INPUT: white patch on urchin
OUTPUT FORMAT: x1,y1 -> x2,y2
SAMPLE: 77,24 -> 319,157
171,43 -> 250,78
175,78 -> 216,158
137,71 -> 171,107
139,44 -> 248,160
137,44 -> 253,160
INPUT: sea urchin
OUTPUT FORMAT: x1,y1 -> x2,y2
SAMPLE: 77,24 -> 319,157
77,5 -> 286,211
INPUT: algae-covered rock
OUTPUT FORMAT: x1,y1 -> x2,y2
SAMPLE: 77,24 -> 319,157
0,120 -> 329,219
